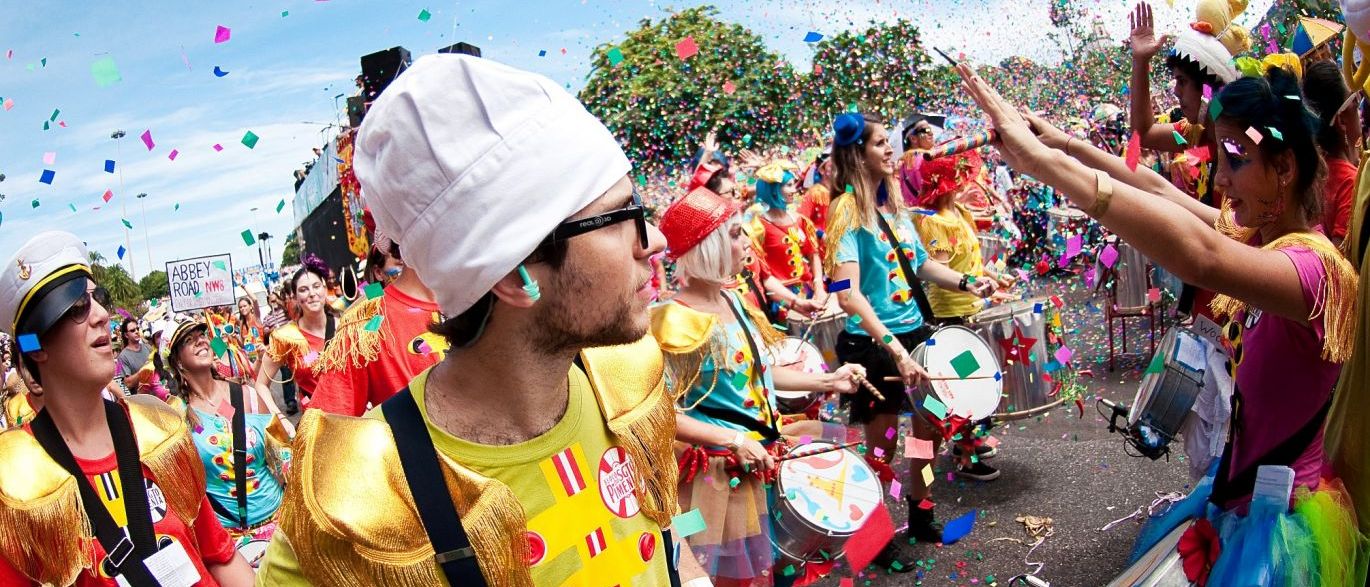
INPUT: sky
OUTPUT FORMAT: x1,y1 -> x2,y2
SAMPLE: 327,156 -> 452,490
0,0 -> 1273,282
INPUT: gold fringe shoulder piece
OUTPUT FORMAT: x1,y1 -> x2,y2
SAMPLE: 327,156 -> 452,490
738,295 -> 786,349
1210,231 -> 1359,363
0,427 -> 94,586
822,193 -> 864,275
126,395 -> 208,528
650,301 -> 730,403
311,295 -> 385,377
266,323 -> 310,365
2,386 -> 35,430
264,415 -> 293,486
1326,240 -> 1370,534
280,409 -> 531,586
582,336 -> 680,527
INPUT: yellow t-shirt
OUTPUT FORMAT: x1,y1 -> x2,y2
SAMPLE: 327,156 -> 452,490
914,204 -> 986,319
257,367 -> 672,586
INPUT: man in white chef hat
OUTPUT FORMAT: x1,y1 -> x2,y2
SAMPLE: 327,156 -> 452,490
259,54 -> 712,586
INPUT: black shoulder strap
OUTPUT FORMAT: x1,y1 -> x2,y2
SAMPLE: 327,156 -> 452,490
718,291 -> 782,442
324,313 -> 337,344
31,401 -> 159,586
381,388 -> 486,586
230,383 -> 249,529
873,209 -> 937,324
1210,392 -> 1334,505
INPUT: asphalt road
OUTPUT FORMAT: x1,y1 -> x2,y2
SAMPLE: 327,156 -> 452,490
811,273 -> 1197,587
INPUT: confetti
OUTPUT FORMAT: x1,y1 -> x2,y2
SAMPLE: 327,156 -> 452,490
1099,244 -> 1119,268
921,463 -> 935,485
91,56 -> 121,87
117,245 -> 126,259
140,130 -> 155,150
803,31 -> 824,43
1054,345 -> 1073,365
214,25 -> 231,44
276,199 -> 286,213
844,502 -> 894,572
121,218 -> 133,229
949,349 -> 980,378
417,8 -> 432,22
607,47 -> 624,66
241,230 -> 256,245
241,131 -> 259,149
1245,126 -> 1263,144
104,160 -> 115,173
672,508 -> 707,538
168,149 -> 179,161
364,282 -> 385,300
905,437 -> 934,459
942,510 -> 977,544
675,36 -> 699,60
922,395 -> 948,419
364,315 -> 384,332
210,337 -> 228,357
1268,127 -> 1283,141
213,66 -> 229,77
38,170 -> 54,185
17,334 -> 40,353
42,152 -> 55,165
1125,132 -> 1141,172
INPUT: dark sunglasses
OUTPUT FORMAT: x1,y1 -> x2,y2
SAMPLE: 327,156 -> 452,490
542,188 -> 649,250
65,285 -> 110,326
913,127 -> 934,136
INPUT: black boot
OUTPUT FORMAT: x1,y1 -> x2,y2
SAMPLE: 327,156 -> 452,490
870,541 -> 917,573
907,499 -> 944,544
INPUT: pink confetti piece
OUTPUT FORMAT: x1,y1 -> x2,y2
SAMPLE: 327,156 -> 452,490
1099,243 -> 1119,268
3,98 -> 13,111
42,152 -> 55,165
723,80 -> 736,95
102,190 -> 113,203
675,36 -> 699,60
885,426 -> 896,440
140,130 -> 154,150
212,143 -> 223,152
1245,126 -> 1263,144
1148,287 -> 1161,302
1054,346 -> 1073,365
889,479 -> 902,499
214,25 -> 231,44
872,446 -> 885,458
1065,235 -> 1082,259
986,435 -> 1000,448
1125,132 -> 1141,171
1224,142 -> 1241,155
167,149 -> 179,161
904,437 -> 934,459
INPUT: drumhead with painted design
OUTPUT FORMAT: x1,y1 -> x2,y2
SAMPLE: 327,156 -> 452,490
919,326 -> 1004,420
771,337 -> 826,375
777,442 -> 882,534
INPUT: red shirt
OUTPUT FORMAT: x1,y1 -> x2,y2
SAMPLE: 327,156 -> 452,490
0,440 -> 236,585
756,214 -> 820,289
797,184 -> 832,233
310,287 -> 445,417
1323,158 -> 1356,241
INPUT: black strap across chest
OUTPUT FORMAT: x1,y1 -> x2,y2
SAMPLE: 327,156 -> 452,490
205,383 -> 251,531
1210,388 -> 1334,505
716,292 -> 781,442
30,401 -> 159,586
872,207 -> 937,324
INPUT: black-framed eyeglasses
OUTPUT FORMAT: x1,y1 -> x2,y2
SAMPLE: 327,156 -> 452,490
913,127 -> 934,136
65,285 -> 110,326
542,188 -> 649,250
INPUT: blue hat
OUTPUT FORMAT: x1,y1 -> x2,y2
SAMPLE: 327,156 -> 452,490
833,113 -> 866,147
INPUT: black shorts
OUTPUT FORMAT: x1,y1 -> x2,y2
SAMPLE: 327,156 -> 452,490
836,326 -> 933,425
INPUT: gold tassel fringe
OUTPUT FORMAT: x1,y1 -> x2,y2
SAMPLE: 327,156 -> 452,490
1210,231 -> 1359,363
266,324 -> 310,365
606,383 -> 681,528
129,397 -> 210,528
0,457 -> 94,585
822,194 -> 861,276
312,296 -> 385,375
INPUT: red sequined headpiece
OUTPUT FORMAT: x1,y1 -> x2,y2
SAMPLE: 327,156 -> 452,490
659,187 -> 740,259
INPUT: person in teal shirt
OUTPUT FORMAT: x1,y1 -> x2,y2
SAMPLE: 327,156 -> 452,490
823,113 -> 995,560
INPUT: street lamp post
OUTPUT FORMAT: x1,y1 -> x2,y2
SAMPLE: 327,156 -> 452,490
136,193 -> 151,277
111,130 -> 134,278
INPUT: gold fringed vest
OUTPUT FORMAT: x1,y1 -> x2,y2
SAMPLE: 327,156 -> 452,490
278,336 -> 679,587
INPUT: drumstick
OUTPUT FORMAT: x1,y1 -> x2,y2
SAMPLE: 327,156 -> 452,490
776,441 -> 865,462
887,373 -> 997,384
854,375 -> 886,402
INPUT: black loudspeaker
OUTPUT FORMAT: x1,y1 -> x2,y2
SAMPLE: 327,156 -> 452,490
359,46 -> 412,101
438,42 -> 482,57
347,96 -> 366,127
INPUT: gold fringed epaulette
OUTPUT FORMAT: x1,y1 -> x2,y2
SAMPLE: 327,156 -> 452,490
1210,231 -> 1359,363
311,295 -> 385,377
0,427 -> 94,586
267,323 -> 310,365
823,193 -> 863,275
742,299 -> 786,348
264,415 -> 293,485
280,407 -> 530,586
650,302 -> 729,402
125,395 -> 207,529
582,337 -> 679,527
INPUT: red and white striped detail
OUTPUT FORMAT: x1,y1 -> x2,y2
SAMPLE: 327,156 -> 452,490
552,447 -> 587,497
585,527 -> 607,558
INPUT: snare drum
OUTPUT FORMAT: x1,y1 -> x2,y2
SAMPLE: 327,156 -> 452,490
968,299 -> 1054,414
238,540 -> 271,567
771,337 -> 826,414
1046,206 -> 1088,258
1096,235 -> 1150,309
785,295 -> 845,367
1129,328 -> 1209,456
908,326 -> 1004,421
770,441 -> 883,563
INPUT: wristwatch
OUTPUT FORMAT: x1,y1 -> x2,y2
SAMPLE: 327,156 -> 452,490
725,430 -> 746,452
958,274 -> 971,291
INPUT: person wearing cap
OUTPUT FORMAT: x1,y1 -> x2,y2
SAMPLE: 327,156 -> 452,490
309,238 -> 446,417
896,113 -> 945,205
257,54 -> 702,587
823,113 -> 995,558
653,186 -> 865,586
163,319 -> 291,568
0,231 -> 254,586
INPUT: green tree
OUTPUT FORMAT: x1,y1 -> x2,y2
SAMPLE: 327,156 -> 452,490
803,20 -> 936,130
281,232 -> 301,267
87,251 -> 145,316
138,270 -> 169,301
580,6 -> 803,172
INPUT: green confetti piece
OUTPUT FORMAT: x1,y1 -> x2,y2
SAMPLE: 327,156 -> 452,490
949,349 -> 980,378
241,130 -> 259,149
782,565 -> 796,576
364,315 -> 384,332
607,47 -> 625,66
276,199 -> 286,213
121,218 -> 132,229
922,395 -> 948,419
173,203 -> 180,211
845,184 -> 854,193
731,371 -> 750,389
68,203 -> 76,212
1172,130 -> 1187,146
212,260 -> 228,271
49,108 -> 59,122
31,200 -> 39,208
241,229 -> 256,245
417,8 -> 431,22
90,56 -> 121,87
281,10 -> 288,16
672,508 -> 707,538
1145,350 -> 1165,374
210,337 -> 228,357
1268,127 -> 1283,141
364,282 -> 385,300
1208,97 -> 1223,121
729,477 -> 741,488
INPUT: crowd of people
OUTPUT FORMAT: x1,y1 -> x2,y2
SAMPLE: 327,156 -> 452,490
1,0 -> 1369,585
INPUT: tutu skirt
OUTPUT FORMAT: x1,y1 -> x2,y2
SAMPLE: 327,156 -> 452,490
678,450 -> 776,583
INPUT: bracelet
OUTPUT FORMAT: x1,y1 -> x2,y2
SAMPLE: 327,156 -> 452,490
958,274 -> 971,291
726,430 -> 746,452
1088,170 -> 1114,218
1065,136 -> 1074,157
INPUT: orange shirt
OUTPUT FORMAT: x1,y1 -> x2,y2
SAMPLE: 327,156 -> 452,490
309,287 -> 446,417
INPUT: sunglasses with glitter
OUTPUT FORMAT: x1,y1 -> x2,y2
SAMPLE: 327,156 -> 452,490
541,188 -> 649,250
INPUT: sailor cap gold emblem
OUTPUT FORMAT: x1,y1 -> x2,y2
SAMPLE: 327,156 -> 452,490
16,259 -> 30,281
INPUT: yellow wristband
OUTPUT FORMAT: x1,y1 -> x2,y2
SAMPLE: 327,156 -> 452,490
1089,171 -> 1113,218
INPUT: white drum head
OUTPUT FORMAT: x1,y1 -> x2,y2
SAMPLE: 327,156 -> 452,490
772,337 -> 826,375
239,539 -> 270,567
920,326 -> 1004,420
778,442 -> 882,533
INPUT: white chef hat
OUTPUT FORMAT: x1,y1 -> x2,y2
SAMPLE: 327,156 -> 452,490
354,54 -> 631,316
0,231 -> 93,338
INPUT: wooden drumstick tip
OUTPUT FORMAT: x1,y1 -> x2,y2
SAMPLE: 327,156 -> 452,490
854,375 -> 886,401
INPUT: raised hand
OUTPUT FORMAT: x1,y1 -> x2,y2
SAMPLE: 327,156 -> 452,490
954,62 -> 1049,177
1129,2 -> 1171,61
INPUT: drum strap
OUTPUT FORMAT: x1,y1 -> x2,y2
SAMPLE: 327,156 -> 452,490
1209,391 -> 1333,505
873,210 -> 937,324
714,291 -> 782,443
207,384 -> 251,531
382,388 -> 487,587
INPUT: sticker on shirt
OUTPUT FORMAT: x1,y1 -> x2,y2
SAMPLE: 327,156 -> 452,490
408,330 -> 450,361
598,446 -> 641,518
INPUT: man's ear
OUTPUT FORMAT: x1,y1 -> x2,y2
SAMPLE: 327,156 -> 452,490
489,266 -> 541,308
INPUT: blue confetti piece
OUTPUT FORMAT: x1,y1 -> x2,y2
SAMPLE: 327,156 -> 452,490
212,66 -> 230,77
994,371 -> 1002,381
829,278 -> 852,293
117,245 -> 126,259
914,209 -> 936,215
17,334 -> 40,352
104,160 -> 115,173
803,31 -> 824,43
1033,303 -> 1043,314
39,169 -> 55,185
538,49 -> 547,57
927,338 -> 936,345
942,510 -> 977,544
